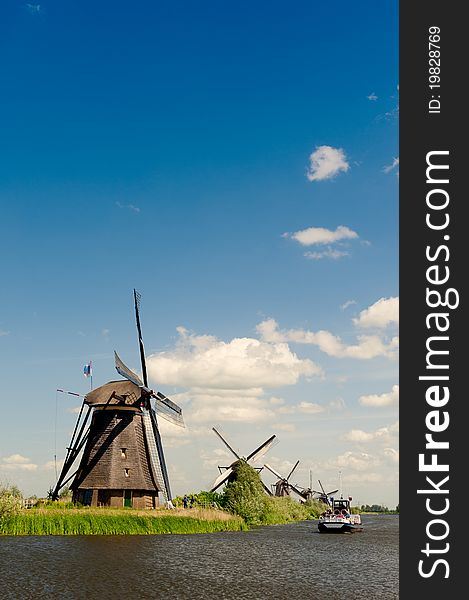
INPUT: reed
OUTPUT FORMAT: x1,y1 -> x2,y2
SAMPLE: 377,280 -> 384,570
0,507 -> 247,536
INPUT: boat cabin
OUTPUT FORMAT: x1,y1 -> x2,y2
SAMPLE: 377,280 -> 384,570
330,496 -> 352,515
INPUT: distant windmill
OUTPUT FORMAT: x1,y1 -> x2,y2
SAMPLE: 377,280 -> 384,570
210,427 -> 277,495
312,479 -> 339,506
51,290 -> 184,508
263,460 -> 307,503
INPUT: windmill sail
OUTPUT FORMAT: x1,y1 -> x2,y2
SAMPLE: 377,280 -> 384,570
142,410 -> 170,503
246,434 -> 277,463
154,391 -> 184,427
114,351 -> 144,387
264,463 -> 283,480
210,467 -> 234,492
132,290 -> 177,503
134,289 -> 149,387
210,431 -> 277,493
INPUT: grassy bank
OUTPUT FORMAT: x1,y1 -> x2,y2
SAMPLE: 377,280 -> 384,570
0,507 -> 248,536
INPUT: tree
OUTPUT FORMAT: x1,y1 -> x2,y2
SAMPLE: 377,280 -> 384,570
0,484 -> 23,519
223,460 -> 266,524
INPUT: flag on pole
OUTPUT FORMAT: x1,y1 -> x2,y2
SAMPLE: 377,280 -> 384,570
83,362 -> 92,378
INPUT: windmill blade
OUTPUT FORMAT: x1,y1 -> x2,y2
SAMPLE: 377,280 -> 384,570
286,460 -> 300,482
289,484 -> 307,503
133,289 -> 149,387
246,434 -> 277,464
318,479 -> 328,497
210,466 -> 234,492
263,462 -> 284,481
261,481 -> 273,496
326,489 -> 339,497
212,427 -> 241,459
153,391 -> 184,427
141,408 -> 172,503
114,351 -> 144,387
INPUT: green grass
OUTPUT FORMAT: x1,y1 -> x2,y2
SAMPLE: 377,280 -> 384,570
0,508 -> 247,536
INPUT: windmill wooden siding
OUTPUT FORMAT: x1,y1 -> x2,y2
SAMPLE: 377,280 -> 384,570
71,407 -> 160,509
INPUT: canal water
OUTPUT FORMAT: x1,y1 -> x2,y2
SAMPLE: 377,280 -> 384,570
0,515 -> 398,599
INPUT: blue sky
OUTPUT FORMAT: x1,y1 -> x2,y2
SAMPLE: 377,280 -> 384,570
0,1 -> 398,506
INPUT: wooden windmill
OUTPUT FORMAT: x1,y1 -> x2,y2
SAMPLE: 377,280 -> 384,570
51,290 -> 184,509
210,427 -> 277,495
263,460 -> 307,503
312,480 -> 339,506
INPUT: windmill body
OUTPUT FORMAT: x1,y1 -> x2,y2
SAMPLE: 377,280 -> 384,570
52,290 -> 184,509
264,461 -> 307,503
70,381 -> 163,508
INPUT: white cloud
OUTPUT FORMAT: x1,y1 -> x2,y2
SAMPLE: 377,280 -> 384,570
43,459 -> 65,471
273,423 -> 296,432
353,297 -> 399,329
359,384 -> 399,407
304,248 -> 350,260
26,4 -> 41,14
269,396 -> 285,406
297,402 -> 324,414
200,448 -> 232,470
328,397 -> 346,411
286,225 -> 358,246
340,300 -> 357,311
306,146 -> 350,181
367,93 -> 378,101
383,448 -> 399,464
186,391 -> 277,424
383,157 -> 399,175
257,318 -> 398,360
383,157 -> 399,173
284,225 -> 360,261
343,421 -> 399,444
328,451 -> 380,472
1,454 -> 38,472
115,201 -> 141,213
146,327 -> 322,425
147,327 -> 321,390
342,472 -> 385,483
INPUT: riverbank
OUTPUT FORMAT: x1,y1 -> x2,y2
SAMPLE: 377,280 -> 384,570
0,507 -> 248,536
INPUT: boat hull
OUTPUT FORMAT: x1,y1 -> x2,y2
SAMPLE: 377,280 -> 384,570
318,521 -> 363,533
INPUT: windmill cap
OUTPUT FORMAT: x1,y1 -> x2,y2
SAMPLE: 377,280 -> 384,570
85,380 -> 145,408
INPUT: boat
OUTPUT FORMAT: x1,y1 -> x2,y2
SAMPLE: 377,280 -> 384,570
318,496 -> 363,533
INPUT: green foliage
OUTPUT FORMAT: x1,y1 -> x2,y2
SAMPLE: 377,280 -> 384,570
223,460 -> 267,524
173,490 -> 224,509
220,461 -> 326,526
0,484 -> 23,519
260,497 -> 326,525
33,500 -> 77,510
360,504 -> 393,513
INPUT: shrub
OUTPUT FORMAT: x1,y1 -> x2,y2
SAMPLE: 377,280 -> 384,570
0,484 -> 23,519
223,460 -> 268,524
172,490 -> 224,509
